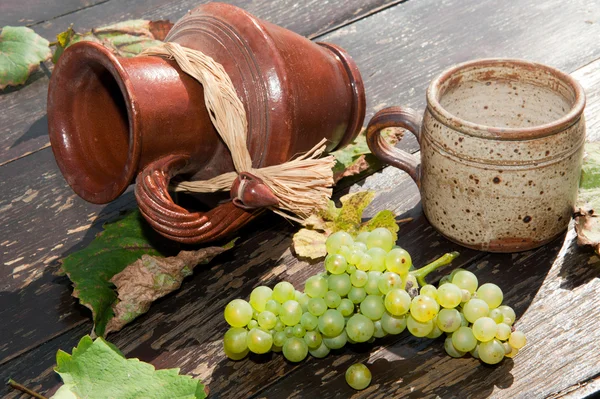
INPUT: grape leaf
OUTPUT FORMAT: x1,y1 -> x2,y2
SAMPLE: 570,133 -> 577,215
51,335 -> 207,399
575,142 -> 600,254
0,26 -> 51,89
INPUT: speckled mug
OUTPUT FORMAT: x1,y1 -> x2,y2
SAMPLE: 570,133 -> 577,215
367,59 -> 586,252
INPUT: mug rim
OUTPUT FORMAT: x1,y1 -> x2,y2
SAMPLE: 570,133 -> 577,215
426,58 -> 586,140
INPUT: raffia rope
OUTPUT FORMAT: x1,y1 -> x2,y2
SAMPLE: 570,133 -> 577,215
141,42 -> 335,221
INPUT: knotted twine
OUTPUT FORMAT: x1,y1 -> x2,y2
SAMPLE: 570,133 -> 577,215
141,42 -> 335,222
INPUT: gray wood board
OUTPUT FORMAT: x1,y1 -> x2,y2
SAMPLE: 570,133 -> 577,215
0,0 -> 107,27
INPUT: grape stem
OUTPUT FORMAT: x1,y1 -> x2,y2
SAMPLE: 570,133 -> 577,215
7,379 -> 47,399
410,252 -> 459,287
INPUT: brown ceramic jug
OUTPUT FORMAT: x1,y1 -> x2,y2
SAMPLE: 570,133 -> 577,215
48,2 -> 365,243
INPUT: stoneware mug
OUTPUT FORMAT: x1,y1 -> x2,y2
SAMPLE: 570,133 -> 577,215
366,59 -> 586,252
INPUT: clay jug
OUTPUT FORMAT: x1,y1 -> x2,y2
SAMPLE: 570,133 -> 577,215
48,2 -> 365,243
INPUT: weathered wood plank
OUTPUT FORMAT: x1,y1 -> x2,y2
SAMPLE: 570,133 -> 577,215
573,58 -> 600,142
0,0 -> 107,27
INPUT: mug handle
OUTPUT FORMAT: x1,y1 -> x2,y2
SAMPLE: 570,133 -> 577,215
366,106 -> 422,186
135,154 -> 255,244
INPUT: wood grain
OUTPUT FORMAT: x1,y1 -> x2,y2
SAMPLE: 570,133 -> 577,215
0,0 -> 107,27
573,58 -> 600,142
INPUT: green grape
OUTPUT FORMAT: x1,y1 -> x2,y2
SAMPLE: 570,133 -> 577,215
274,320 -> 285,332
488,308 -> 504,324
367,247 -> 387,272
318,309 -> 345,337
384,288 -> 411,316
451,270 -> 478,294
373,320 -> 387,338
437,283 -> 462,309
285,326 -> 294,337
478,339 -> 505,365
326,231 -> 354,254
304,330 -> 323,349
436,308 -> 462,332
224,346 -> 249,361
338,245 -> 352,262
470,344 -> 480,359
496,323 -> 511,341
247,328 -> 273,354
378,272 -> 403,294
365,271 -> 383,295
282,337 -> 308,362
385,248 -> 412,274
449,268 -> 466,280
265,299 -> 281,316
280,300 -> 303,326
309,341 -> 331,358
325,290 -> 342,308
249,286 -> 273,312
502,342 -> 512,355
273,282 -> 296,303
444,337 -> 466,358
223,327 -> 248,354
498,305 -> 516,326
462,298 -> 490,323
451,326 -> 477,352
253,310 -> 260,320
351,270 -> 368,287
305,275 -> 328,298
366,227 -> 394,251
353,241 -> 368,252
357,253 -> 374,271
323,330 -> 347,349
410,295 -> 440,322
472,317 -> 498,342
346,314 -> 375,342
248,320 -> 259,330
345,363 -> 372,391
360,294 -> 385,320
461,289 -> 471,303
381,312 -> 407,335
328,273 -> 352,297
325,254 -> 348,275
258,311 -> 277,330
355,231 -> 370,244
347,265 -> 357,274
438,275 -> 451,286
301,312 -> 318,331
505,346 -> 519,358
508,331 -> 527,349
307,297 -> 327,316
459,312 -> 468,327
337,298 -> 355,317
348,287 -> 367,304
420,284 -> 438,300
403,274 -> 419,295
272,345 -> 282,353
406,314 -> 433,337
426,318 -> 444,339
224,299 -> 253,328
476,283 -> 503,309
293,324 -> 306,338
273,331 -> 287,347
347,244 -> 366,265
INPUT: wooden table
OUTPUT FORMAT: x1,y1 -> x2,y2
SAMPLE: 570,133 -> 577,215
1,0 -> 600,397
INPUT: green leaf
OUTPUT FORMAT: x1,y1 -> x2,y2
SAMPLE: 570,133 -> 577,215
575,142 -> 600,255
51,335 -> 207,399
360,209 -> 400,238
0,26 -> 51,89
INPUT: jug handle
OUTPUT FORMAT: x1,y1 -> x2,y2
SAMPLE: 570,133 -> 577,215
366,106 -> 421,186
135,154 -> 255,244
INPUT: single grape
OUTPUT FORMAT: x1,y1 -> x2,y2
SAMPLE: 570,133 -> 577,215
378,272 -> 403,294
304,330 -> 323,349
282,337 -> 308,362
252,310 -> 260,320
426,317 -> 444,339
366,227 -> 394,251
326,231 -> 354,254
348,287 -> 367,304
470,344 -> 480,359
345,363 -> 372,391
347,265 -> 357,274
325,254 -> 348,275
357,253 -> 374,271
452,270 -> 478,294
328,273 -> 352,297
273,282 -> 296,303
325,290 -> 342,308
308,297 -> 327,316
381,312 -> 407,335
373,320 -> 387,338
353,241 -> 368,252
318,309 -> 345,337
292,325 -> 305,338
420,284 -> 438,300
223,327 -> 248,354
337,298 -> 355,317
437,283 -> 463,309
247,328 -> 273,354
280,300 -> 303,326
472,317 -> 498,342
461,289 -> 471,303
505,346 -> 519,358
459,312 -> 468,327
348,243 -> 367,265
488,308 -> 504,324
496,323 -> 512,341
438,275 -> 451,286
365,271 -> 383,295
296,292 -> 310,312
444,336 -> 466,358
367,247 -> 387,272
462,298 -> 490,323
258,311 -> 277,330
451,326 -> 477,352
248,320 -> 259,330
385,248 -> 412,275
476,283 -> 503,309
249,286 -> 273,312
508,331 -> 527,349
360,295 -> 385,320
305,275 -> 328,298
407,314 -> 433,337
224,299 -> 253,328
498,305 -> 516,326
436,308 -> 462,333
403,274 -> 419,296
502,342 -> 512,355
300,312 -> 319,331
384,288 -> 411,316
479,339 -> 505,365
351,270 -> 368,287
273,331 -> 287,347
346,314 -> 375,342
323,330 -> 348,349
355,231 -> 370,244
449,268 -> 466,280
410,295 -> 440,322
284,326 -> 294,337
265,299 -> 281,316
309,341 -> 331,358
224,346 -> 249,361
274,320 -> 285,332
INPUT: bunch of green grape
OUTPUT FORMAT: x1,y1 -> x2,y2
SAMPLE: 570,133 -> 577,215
222,227 -> 527,382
